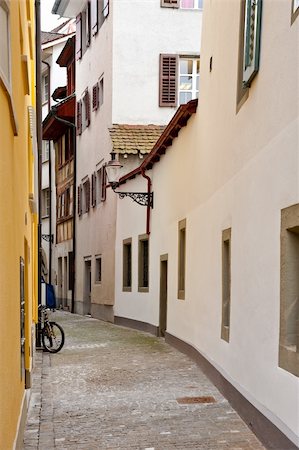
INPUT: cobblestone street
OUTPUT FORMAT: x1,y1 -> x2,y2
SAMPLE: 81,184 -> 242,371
24,312 -> 265,450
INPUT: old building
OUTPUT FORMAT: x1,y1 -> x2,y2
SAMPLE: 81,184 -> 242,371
113,0 -> 299,448
41,20 -> 75,298
52,0 -> 202,320
43,36 -> 76,310
0,0 -> 38,447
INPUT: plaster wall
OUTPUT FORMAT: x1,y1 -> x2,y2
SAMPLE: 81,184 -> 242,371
75,2 -> 115,314
112,0 -> 202,125
115,0 -> 299,443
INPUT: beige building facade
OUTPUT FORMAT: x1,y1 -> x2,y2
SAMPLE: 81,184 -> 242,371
114,0 -> 299,447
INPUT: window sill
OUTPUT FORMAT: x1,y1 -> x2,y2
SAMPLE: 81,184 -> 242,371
94,281 -> 102,285
123,287 -> 132,292
138,287 -> 149,293
41,214 -> 50,219
177,289 -> 185,300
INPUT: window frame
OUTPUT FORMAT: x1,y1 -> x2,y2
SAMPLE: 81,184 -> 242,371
221,228 -> 231,343
279,204 -> 299,377
0,1 -> 11,91
42,140 -> 50,163
123,238 -> 132,292
291,0 -> 299,23
42,188 -> 50,218
177,219 -> 186,300
138,234 -> 149,293
95,255 -> 102,284
178,57 -> 200,105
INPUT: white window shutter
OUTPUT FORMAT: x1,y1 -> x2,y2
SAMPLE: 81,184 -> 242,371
243,0 -> 262,87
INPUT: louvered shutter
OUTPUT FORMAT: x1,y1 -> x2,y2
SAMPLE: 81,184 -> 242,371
101,166 -> 107,202
243,0 -> 262,87
76,14 -> 82,60
77,101 -> 82,135
91,172 -> 96,207
159,54 -> 178,107
86,179 -> 90,212
78,185 -> 82,216
92,82 -> 99,110
161,0 -> 179,7
86,2 -> 91,47
84,90 -> 90,127
91,0 -> 98,35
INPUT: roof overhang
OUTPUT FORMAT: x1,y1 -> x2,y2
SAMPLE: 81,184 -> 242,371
52,0 -> 85,18
118,99 -> 198,185
56,36 -> 75,67
43,95 -> 76,141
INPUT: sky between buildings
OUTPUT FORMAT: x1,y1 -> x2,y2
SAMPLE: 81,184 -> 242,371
41,0 -> 65,32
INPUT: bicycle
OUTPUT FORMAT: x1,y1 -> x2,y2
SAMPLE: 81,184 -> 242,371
38,305 -> 65,353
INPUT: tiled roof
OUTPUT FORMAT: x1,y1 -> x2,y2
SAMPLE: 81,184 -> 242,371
109,124 -> 166,155
41,31 -> 66,44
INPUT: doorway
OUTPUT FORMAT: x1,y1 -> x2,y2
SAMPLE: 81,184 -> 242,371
159,254 -> 168,337
63,256 -> 68,308
84,259 -> 92,315
58,257 -> 62,304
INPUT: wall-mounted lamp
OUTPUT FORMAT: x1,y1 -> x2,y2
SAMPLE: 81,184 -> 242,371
105,152 -> 154,208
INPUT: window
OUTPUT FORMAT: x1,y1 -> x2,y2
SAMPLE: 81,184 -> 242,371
179,58 -> 200,105
77,100 -> 82,135
92,82 -> 99,111
42,188 -> 50,218
279,204 -> 299,377
138,234 -> 149,292
91,172 -> 97,207
159,55 -> 200,107
242,0 -> 262,87
221,228 -> 231,343
42,73 -> 49,103
292,0 -> 299,23
0,2 -> 10,88
83,89 -> 90,129
178,219 -> 186,299
96,165 -> 106,204
42,140 -> 50,162
123,238 -> 132,291
161,0 -> 202,9
95,256 -> 102,283
76,13 -> 82,60
99,76 -> 104,107
83,178 -> 90,213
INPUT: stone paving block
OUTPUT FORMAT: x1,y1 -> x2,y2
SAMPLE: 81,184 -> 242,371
23,312 -> 265,450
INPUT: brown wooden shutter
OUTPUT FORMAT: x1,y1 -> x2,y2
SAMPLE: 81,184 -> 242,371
78,185 -> 82,216
101,166 -> 106,202
91,172 -> 96,207
91,0 -> 98,35
84,90 -> 90,127
161,0 -> 179,8
76,14 -> 82,60
86,2 -> 91,47
77,101 -> 82,135
159,54 -> 178,107
92,82 -> 99,111
86,179 -> 90,212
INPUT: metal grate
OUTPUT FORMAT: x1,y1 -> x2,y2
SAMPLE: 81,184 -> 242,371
176,396 -> 216,404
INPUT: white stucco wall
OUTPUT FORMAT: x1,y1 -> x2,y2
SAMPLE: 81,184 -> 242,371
112,0 -> 202,125
75,2 -> 115,310
115,0 -> 299,444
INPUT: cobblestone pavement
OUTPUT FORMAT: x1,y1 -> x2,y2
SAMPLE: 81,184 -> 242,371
24,312 -> 265,450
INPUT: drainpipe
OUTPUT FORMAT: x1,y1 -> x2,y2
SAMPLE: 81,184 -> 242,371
42,60 -> 52,284
141,169 -> 152,235
52,113 -> 76,313
35,0 -> 42,347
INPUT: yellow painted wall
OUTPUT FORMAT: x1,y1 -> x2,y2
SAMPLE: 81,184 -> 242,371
0,0 -> 37,448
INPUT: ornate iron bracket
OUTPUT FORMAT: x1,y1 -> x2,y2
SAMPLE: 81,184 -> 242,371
117,191 -> 154,208
42,234 -> 54,243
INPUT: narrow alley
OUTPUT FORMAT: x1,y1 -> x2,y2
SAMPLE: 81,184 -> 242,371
24,312 -> 264,450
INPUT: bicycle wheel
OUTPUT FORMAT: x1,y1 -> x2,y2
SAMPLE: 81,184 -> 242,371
42,321 -> 65,353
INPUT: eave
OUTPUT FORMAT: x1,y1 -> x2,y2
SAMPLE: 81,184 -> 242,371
43,94 -> 76,141
56,36 -> 75,67
118,99 -> 198,185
